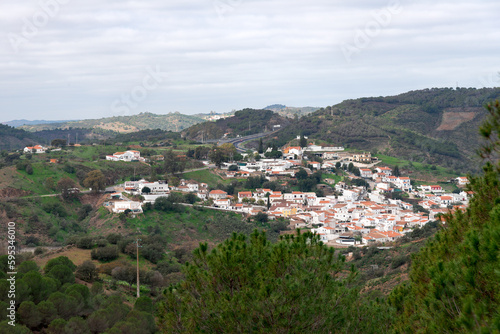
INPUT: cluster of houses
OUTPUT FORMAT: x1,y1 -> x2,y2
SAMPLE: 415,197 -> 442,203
105,171 -> 470,247
102,144 -> 471,246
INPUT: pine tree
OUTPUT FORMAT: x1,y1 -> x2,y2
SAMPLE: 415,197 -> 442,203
390,100 -> 500,333
158,230 -> 394,333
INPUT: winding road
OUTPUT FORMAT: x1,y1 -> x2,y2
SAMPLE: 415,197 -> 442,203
218,131 -> 279,153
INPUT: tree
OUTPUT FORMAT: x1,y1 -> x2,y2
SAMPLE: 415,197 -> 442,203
75,260 -> 98,282
45,256 -> 77,273
258,138 -> 264,154
45,176 -> 56,191
65,316 -> 90,334
51,139 -> 67,147
209,148 -> 225,167
25,164 -> 33,175
142,186 -> 151,194
390,100 -> 500,333
158,230 -> 393,333
47,265 -> 75,286
184,192 -> 198,204
56,177 -> 78,200
393,165 -> 400,177
295,168 -> 308,180
253,212 -> 268,223
37,301 -> 58,326
47,318 -> 67,334
299,134 -> 307,148
83,170 -> 106,193
18,301 -> 42,329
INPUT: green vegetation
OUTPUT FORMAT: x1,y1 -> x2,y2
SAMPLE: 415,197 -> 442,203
390,100 -> 500,332
158,230 -> 393,333
182,169 -> 225,187
0,256 -> 156,333
375,154 -> 460,180
183,108 -> 291,140
19,111 -> 205,133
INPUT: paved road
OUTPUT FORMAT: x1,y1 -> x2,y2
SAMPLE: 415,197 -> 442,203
219,131 -> 279,153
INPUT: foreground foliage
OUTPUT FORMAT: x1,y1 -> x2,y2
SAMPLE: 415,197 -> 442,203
390,101 -> 500,332
158,230 -> 393,333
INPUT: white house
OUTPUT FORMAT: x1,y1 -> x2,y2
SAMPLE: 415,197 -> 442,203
214,198 -> 231,209
375,167 -> 392,176
106,150 -> 142,162
24,145 -> 46,154
359,168 -> 373,178
456,176 -> 469,186
395,177 -> 412,191
112,201 -> 142,213
208,190 -> 227,200
138,181 -> 169,194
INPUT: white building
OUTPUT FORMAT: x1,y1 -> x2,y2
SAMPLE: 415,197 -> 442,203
24,145 -> 47,154
112,201 -> 142,213
106,150 -> 143,162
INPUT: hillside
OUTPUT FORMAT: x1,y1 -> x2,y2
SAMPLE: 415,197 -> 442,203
0,124 -> 39,151
19,112 -> 205,133
182,108 -> 291,141
277,87 -> 500,172
264,104 -> 320,118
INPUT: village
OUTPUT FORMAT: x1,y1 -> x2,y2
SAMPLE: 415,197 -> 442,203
93,142 -> 471,248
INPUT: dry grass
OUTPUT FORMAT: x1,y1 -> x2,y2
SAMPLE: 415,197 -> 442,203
35,247 -> 94,269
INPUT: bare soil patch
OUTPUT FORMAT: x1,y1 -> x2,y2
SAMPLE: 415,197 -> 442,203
436,110 -> 477,131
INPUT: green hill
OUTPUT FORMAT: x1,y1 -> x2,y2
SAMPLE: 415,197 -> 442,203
19,112 -> 205,133
277,87 -> 500,172
0,124 -> 38,151
182,108 -> 291,141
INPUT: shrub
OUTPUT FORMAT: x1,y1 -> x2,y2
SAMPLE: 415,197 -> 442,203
106,233 -> 123,244
391,255 -> 410,269
75,260 -> 98,282
91,246 -> 119,262
76,237 -> 93,249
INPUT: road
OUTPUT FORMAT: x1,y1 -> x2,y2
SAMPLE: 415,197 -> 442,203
219,131 -> 279,153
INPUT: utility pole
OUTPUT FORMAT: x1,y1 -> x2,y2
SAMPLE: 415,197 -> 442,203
136,238 -> 141,298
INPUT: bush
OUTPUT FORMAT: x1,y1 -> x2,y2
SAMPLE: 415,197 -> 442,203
76,237 -> 93,249
34,247 -> 46,256
391,255 -> 410,269
75,260 -> 98,282
91,246 -> 119,262
42,202 -> 68,218
95,238 -> 108,247
106,233 -> 123,244
141,244 -> 165,264
77,204 -> 93,221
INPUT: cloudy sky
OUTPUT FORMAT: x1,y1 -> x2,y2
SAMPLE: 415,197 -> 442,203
0,0 -> 499,122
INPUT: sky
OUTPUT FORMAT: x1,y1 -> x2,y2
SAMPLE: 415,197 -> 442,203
0,0 -> 499,122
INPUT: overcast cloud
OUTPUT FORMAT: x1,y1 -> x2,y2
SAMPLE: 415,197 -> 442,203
0,0 -> 499,121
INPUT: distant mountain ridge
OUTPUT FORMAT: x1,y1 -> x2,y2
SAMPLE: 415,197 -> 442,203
18,112 -> 205,133
2,119 -> 80,127
278,87 -> 500,172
